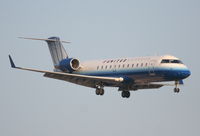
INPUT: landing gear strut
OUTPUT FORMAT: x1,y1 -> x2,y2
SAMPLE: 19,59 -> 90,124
121,91 -> 130,98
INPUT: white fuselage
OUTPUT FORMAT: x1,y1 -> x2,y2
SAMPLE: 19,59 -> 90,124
75,55 -> 190,84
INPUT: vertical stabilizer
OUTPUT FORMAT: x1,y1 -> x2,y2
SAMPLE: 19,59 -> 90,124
46,37 -> 68,67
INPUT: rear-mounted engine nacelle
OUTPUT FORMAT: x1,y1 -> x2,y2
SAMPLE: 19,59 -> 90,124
59,58 -> 80,72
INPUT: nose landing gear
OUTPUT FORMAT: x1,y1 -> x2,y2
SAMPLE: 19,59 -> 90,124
174,81 -> 180,93
174,87 -> 180,93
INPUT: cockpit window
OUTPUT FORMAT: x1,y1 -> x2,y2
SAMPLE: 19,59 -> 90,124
161,59 -> 170,63
161,59 -> 183,64
171,60 -> 183,64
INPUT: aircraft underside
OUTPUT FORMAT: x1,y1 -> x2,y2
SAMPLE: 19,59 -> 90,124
44,70 -> 182,98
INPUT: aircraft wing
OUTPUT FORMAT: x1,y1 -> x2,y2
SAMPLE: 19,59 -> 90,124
9,55 -> 123,88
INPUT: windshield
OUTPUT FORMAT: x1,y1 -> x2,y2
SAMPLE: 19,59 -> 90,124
161,59 -> 183,64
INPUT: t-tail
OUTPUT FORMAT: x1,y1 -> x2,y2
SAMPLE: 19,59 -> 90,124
19,36 -> 69,69
18,37 -> 80,73
46,37 -> 68,68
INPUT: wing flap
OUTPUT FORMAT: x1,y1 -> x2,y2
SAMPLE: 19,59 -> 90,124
43,72 -> 123,88
44,73 -> 96,88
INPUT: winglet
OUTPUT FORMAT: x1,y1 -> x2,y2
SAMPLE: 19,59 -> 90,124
8,55 -> 16,68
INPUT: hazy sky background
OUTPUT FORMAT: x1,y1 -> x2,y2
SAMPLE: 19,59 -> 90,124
1,0 -> 200,136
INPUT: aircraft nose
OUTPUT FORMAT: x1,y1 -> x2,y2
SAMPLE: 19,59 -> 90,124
181,69 -> 191,79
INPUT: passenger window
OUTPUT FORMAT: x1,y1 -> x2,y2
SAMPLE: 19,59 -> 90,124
110,65 -> 112,69
127,64 -> 129,68
101,66 -> 103,69
136,63 -> 139,67
118,65 -> 120,68
97,66 -> 99,70
141,63 -> 143,67
132,64 -> 134,67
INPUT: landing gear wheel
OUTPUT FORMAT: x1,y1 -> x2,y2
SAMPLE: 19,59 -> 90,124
99,89 -> 104,95
96,89 -> 100,95
126,91 -> 130,98
174,88 -> 180,93
96,88 -> 104,96
122,91 -> 126,98
121,91 -> 130,98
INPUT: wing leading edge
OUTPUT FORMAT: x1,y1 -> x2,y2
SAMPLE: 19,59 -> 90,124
8,55 -> 124,88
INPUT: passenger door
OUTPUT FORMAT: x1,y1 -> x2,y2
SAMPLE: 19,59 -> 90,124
148,60 -> 155,76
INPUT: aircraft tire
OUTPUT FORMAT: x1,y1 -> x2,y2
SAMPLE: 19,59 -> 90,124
122,91 -> 125,98
96,89 -> 100,95
174,88 -> 180,93
126,91 -> 130,98
121,91 -> 130,98
99,89 -> 104,95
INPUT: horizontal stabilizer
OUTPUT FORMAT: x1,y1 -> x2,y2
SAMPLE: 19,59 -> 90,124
18,37 -> 70,43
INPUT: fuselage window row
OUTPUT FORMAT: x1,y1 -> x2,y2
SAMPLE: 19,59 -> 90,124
97,62 -> 149,70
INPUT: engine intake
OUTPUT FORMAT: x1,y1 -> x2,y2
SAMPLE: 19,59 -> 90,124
59,58 -> 80,72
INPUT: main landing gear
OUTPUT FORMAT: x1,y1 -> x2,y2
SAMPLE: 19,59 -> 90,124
95,85 -> 104,96
121,91 -> 130,98
174,81 -> 180,93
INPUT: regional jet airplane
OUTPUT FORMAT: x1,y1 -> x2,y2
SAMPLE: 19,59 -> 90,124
9,37 -> 191,98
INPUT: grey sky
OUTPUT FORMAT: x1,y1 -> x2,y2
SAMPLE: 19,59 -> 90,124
1,0 -> 200,136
